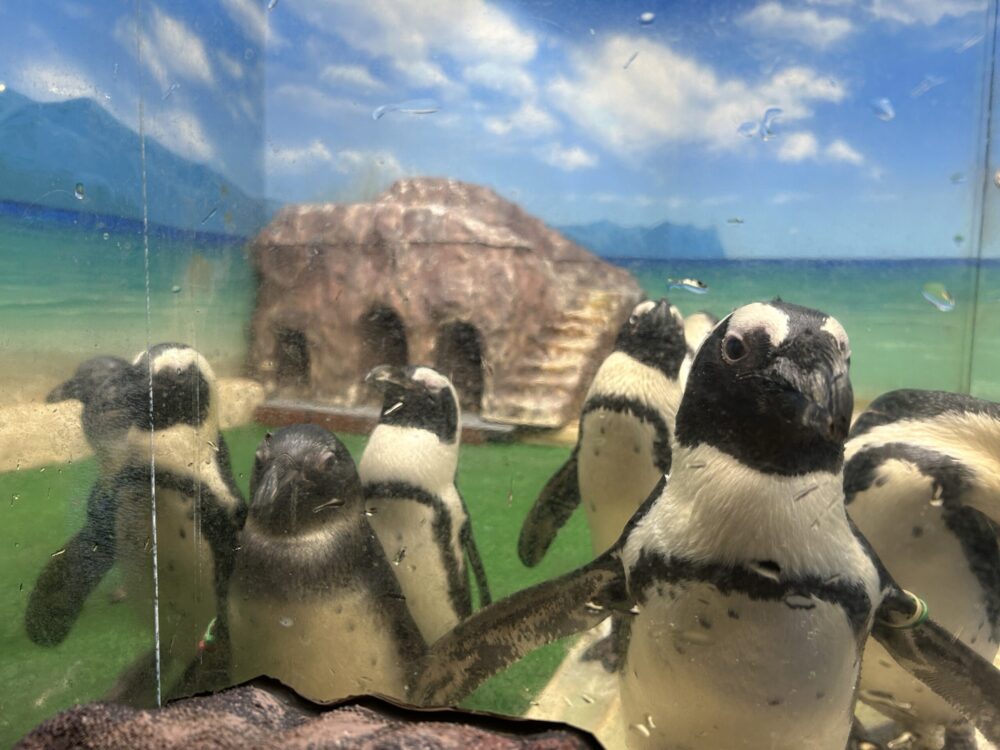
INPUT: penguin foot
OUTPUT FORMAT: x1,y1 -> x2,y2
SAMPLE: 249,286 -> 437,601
942,722 -> 977,750
579,633 -> 622,673
848,717 -> 886,750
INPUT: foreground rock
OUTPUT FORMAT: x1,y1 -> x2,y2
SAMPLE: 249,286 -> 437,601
15,679 -> 600,750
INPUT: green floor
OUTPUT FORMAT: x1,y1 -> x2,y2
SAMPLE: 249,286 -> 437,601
0,424 -> 591,745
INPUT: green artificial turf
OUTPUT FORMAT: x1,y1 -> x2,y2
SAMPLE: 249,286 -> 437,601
0,424 -> 591,745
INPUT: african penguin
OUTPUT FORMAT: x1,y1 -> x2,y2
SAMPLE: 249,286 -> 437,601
25,344 -> 245,703
227,425 -> 425,703
414,301 -> 1000,750
360,364 -> 491,645
518,298 -> 687,567
678,310 -> 719,387
845,390 -> 1000,750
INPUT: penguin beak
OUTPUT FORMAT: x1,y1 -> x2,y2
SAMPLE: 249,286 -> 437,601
365,365 -> 412,390
46,377 -> 83,404
764,347 -> 852,445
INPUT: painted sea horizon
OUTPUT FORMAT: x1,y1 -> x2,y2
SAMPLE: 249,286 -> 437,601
0,203 -> 996,406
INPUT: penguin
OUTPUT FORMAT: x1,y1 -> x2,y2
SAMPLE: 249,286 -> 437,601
845,390 -> 1000,750
25,343 -> 245,703
46,355 -> 130,408
678,310 -> 719,387
227,424 -> 426,703
359,364 -> 491,645
518,298 -> 688,568
415,301 -> 1000,750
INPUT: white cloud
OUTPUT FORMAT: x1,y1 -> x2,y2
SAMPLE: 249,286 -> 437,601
114,10 -> 214,90
147,109 -> 215,163
825,138 -> 864,164
268,141 -> 404,183
271,83 -> 366,117
548,36 -> 845,156
287,0 -> 536,93
219,0 -> 286,47
464,62 -> 536,98
871,0 -> 985,25
538,143 -> 598,171
335,149 -> 404,178
217,51 -> 244,80
772,191 -> 812,204
702,194 -> 739,206
321,64 -> 385,90
13,62 -> 104,101
484,102 -> 558,136
269,139 -> 334,170
739,2 -> 853,47
778,131 -> 819,161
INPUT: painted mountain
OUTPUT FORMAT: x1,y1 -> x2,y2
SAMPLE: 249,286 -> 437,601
0,89 -> 268,236
557,219 -> 726,260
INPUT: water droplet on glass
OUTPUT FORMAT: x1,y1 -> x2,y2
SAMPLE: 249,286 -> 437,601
584,600 -> 605,613
727,217 -> 744,224
638,11 -> 656,25
910,75 -> 945,99
581,693 -> 594,704
953,233 -> 964,246
929,497 -> 944,508
74,183 -> 85,200
279,616 -> 293,628
589,27 -> 596,35
364,507 -> 377,516
631,723 -> 652,738
676,629 -> 713,645
950,172 -> 966,184
760,107 -> 782,140
871,98 -> 895,122
667,277 -> 709,294
162,82 -> 180,100
171,285 -> 182,294
628,604 -> 641,615
372,98 -> 439,120
737,121 -> 759,138
956,34 -> 983,53
244,48 -> 255,61
268,0 -> 279,9
0,82 -> 6,93
200,207 -> 218,224
749,561 -> 781,581
623,51 -> 639,69
394,547 -> 407,566
994,169 -> 1000,189
102,232 -> 110,240
921,282 -> 955,312
784,594 -> 816,610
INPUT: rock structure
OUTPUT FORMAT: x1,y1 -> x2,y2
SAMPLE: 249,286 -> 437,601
247,178 -> 643,428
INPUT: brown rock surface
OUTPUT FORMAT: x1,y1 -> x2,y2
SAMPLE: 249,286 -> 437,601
248,178 -> 643,427
15,680 -> 601,750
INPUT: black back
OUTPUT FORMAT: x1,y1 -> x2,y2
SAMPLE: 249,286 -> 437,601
614,298 -> 687,378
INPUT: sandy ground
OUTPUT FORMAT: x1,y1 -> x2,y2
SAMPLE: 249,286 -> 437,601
0,378 -> 265,473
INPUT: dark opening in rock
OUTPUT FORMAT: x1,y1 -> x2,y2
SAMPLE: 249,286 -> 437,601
360,306 -> 409,382
435,321 -> 484,412
274,327 -> 310,389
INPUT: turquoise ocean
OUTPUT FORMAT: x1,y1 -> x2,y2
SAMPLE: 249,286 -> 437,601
1,202 -> 998,405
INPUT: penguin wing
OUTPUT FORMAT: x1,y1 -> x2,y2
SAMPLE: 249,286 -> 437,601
413,549 -> 628,707
873,588 -> 1000,745
25,481 -> 118,646
516,446 -> 581,567
457,490 -> 492,608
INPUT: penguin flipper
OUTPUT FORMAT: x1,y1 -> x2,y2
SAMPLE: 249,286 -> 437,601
25,482 -> 117,646
413,549 -> 627,707
517,447 -> 581,567
873,589 -> 1000,745
459,512 -> 492,608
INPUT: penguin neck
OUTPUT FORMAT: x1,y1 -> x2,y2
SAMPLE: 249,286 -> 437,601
625,442 -> 870,583
359,423 -> 459,491
588,352 -> 684,419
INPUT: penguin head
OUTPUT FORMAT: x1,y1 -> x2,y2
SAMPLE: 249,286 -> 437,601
248,424 -> 363,536
132,343 -> 217,431
46,356 -> 130,405
365,364 -> 460,443
614,298 -> 688,378
675,300 -> 853,476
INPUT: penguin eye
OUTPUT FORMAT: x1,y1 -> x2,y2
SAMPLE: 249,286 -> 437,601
722,334 -> 748,363
628,313 -> 639,326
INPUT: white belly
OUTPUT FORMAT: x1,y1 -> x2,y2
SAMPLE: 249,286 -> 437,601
228,588 -> 409,703
366,498 -> 461,644
849,469 -> 1000,727
621,581 -> 863,750
579,410 -> 663,555
116,485 -> 217,674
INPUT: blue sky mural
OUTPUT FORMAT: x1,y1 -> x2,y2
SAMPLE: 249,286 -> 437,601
0,0 -> 994,257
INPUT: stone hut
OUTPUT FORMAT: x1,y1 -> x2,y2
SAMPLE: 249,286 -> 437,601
247,178 -> 643,428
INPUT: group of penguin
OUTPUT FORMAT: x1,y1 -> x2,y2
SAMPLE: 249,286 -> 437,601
26,346 -> 491,706
24,297 -> 1000,750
